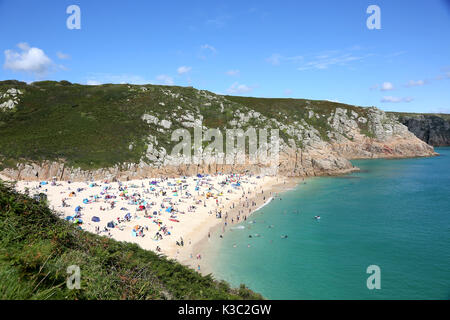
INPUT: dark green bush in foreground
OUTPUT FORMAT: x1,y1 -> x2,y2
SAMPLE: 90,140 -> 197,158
0,180 -> 262,300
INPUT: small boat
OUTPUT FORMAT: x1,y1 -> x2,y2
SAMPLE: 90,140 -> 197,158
314,216 -> 321,220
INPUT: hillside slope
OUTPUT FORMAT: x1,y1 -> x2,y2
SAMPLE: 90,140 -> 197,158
0,80 -> 436,181
0,180 -> 261,299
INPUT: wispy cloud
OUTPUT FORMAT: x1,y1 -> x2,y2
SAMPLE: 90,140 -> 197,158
199,44 -> 217,60
86,80 -> 102,85
405,79 -> 426,87
297,53 -> 365,71
155,74 -> 174,85
381,96 -> 413,103
177,66 -> 192,75
429,107 -> 450,114
201,44 -> 217,54
225,69 -> 240,76
84,73 -> 174,86
226,82 -> 254,95
56,51 -> 70,60
266,53 -> 303,66
205,15 -> 231,28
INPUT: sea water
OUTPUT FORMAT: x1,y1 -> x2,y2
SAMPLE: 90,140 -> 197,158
204,147 -> 450,299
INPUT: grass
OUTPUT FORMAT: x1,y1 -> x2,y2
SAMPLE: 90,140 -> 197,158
1,80 -> 447,172
0,180 -> 263,300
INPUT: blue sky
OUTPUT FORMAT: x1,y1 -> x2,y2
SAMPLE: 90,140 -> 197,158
0,0 -> 449,113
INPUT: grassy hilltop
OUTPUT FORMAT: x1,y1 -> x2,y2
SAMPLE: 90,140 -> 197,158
0,80 -> 380,171
0,180 -> 262,299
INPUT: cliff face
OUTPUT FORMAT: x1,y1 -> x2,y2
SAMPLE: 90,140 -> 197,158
0,81 -> 437,181
396,114 -> 450,147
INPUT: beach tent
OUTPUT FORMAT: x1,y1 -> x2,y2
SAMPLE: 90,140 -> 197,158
165,207 -> 173,213
107,221 -> 115,228
65,216 -> 74,221
83,199 -> 89,204
197,174 -> 203,178
75,206 -> 81,213
124,213 -> 131,220
91,216 -> 100,222
40,181 -> 48,185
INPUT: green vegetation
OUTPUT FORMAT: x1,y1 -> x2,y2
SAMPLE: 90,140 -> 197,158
2,80 -> 445,172
0,180 -> 262,299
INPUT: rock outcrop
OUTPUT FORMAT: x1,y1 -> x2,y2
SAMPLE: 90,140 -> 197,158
396,114 -> 450,146
2,108 -> 435,181
0,82 -> 437,181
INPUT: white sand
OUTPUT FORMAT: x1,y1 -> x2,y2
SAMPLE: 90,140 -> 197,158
13,174 -> 279,266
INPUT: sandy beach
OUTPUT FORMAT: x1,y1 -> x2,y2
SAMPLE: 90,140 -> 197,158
10,173 -> 298,273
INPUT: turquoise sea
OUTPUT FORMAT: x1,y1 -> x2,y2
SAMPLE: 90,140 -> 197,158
204,147 -> 450,299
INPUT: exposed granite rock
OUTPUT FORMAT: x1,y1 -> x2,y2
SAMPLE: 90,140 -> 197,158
0,102 -> 438,181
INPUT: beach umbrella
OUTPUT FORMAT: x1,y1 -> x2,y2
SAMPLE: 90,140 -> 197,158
91,216 -> 100,222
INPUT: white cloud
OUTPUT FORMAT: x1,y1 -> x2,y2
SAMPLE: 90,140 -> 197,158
4,42 -> 54,76
380,82 -> 394,91
406,80 -> 426,87
266,53 -> 282,66
155,74 -> 174,85
225,69 -> 240,76
205,15 -> 230,28
266,54 -> 303,66
226,82 -> 253,95
381,96 -> 413,103
177,66 -> 192,75
297,52 -> 365,71
56,51 -> 70,60
200,44 -> 217,54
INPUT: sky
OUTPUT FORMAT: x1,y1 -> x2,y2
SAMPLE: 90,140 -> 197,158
0,0 -> 449,113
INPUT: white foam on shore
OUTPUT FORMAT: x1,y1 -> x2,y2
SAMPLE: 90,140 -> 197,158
253,196 -> 273,212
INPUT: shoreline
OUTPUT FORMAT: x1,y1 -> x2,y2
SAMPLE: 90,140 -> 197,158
9,173 -> 290,271
178,176 -> 302,276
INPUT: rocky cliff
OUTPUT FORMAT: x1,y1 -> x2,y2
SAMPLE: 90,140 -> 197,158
394,114 -> 450,147
0,81 -> 437,181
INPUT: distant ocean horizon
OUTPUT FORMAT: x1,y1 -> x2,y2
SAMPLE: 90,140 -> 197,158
204,148 -> 450,299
